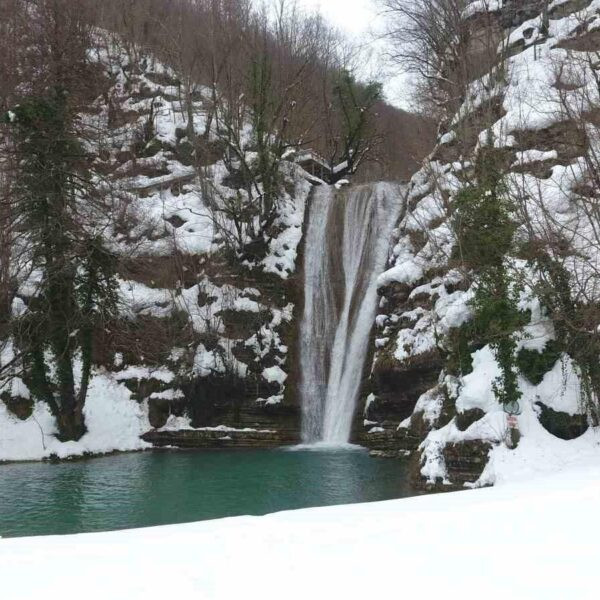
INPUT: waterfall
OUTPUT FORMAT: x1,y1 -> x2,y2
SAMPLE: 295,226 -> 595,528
299,182 -> 402,444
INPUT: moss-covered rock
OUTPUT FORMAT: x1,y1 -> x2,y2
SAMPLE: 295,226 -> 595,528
455,407 -> 485,431
140,138 -> 163,158
517,341 -> 562,385
536,401 -> 588,440
1,392 -> 34,420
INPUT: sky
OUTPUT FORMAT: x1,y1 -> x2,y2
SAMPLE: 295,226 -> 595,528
265,0 -> 412,110
293,0 -> 376,36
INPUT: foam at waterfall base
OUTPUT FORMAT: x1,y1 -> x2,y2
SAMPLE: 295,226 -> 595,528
285,442 -> 367,452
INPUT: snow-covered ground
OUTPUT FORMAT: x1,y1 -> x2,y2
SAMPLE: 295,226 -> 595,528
1,464 -> 599,599
0,371 -> 151,461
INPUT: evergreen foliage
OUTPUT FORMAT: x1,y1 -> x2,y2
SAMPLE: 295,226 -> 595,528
452,149 -> 524,407
5,92 -> 119,441
517,340 -> 562,386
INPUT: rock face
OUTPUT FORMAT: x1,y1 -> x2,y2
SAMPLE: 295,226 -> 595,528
137,0 -> 600,477
439,441 -> 492,489
0,38 -> 316,454
98,52 -> 316,448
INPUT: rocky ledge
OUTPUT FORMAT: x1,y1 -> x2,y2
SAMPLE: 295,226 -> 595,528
142,428 -> 299,449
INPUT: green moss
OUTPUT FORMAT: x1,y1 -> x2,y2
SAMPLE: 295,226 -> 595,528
140,137 -> 163,158
536,401 -> 588,440
517,340 -> 562,385
445,323 -> 477,376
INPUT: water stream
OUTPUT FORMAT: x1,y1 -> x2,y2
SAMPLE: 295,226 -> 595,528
300,183 -> 402,443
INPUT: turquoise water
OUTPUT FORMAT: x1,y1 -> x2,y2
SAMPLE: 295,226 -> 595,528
0,447 -> 413,538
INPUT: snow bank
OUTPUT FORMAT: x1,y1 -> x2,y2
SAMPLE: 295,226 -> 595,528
419,342 -> 600,487
0,372 -> 150,462
2,465 -> 599,599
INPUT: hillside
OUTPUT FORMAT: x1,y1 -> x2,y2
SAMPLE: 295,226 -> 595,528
0,39 -> 311,459
361,0 -> 600,487
0,1 -> 431,461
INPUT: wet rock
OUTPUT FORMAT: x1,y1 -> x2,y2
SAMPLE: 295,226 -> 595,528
142,427 -> 298,449
356,425 -> 421,456
148,399 -> 170,429
370,350 -> 444,425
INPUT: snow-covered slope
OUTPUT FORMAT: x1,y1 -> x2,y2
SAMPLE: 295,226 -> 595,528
0,39 -> 312,460
361,0 -> 600,486
2,465 -> 599,599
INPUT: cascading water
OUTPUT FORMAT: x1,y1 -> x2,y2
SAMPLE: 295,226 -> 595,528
299,182 -> 402,444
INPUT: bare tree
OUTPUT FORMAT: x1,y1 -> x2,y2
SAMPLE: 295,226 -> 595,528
380,0 -> 502,124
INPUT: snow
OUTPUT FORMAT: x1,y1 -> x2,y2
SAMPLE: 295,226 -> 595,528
418,337 -> 600,488
156,418 -> 274,433
149,389 -> 184,401
481,424 -> 600,485
439,130 -> 456,145
367,426 -> 385,433
193,344 -> 226,377
261,170 -> 310,279
513,149 -> 558,166
378,256 -> 423,287
2,465 -> 600,599
463,0 -> 503,19
233,296 -> 261,313
412,386 -> 444,425
0,372 -> 150,462
533,356 -> 581,414
262,365 -> 287,385
256,394 -> 283,406
114,365 -> 175,383
456,346 -> 503,414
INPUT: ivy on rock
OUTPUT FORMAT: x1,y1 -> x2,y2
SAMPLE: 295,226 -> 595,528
452,148 -> 525,408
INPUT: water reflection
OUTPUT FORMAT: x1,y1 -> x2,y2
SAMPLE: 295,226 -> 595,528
0,449 -> 412,538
